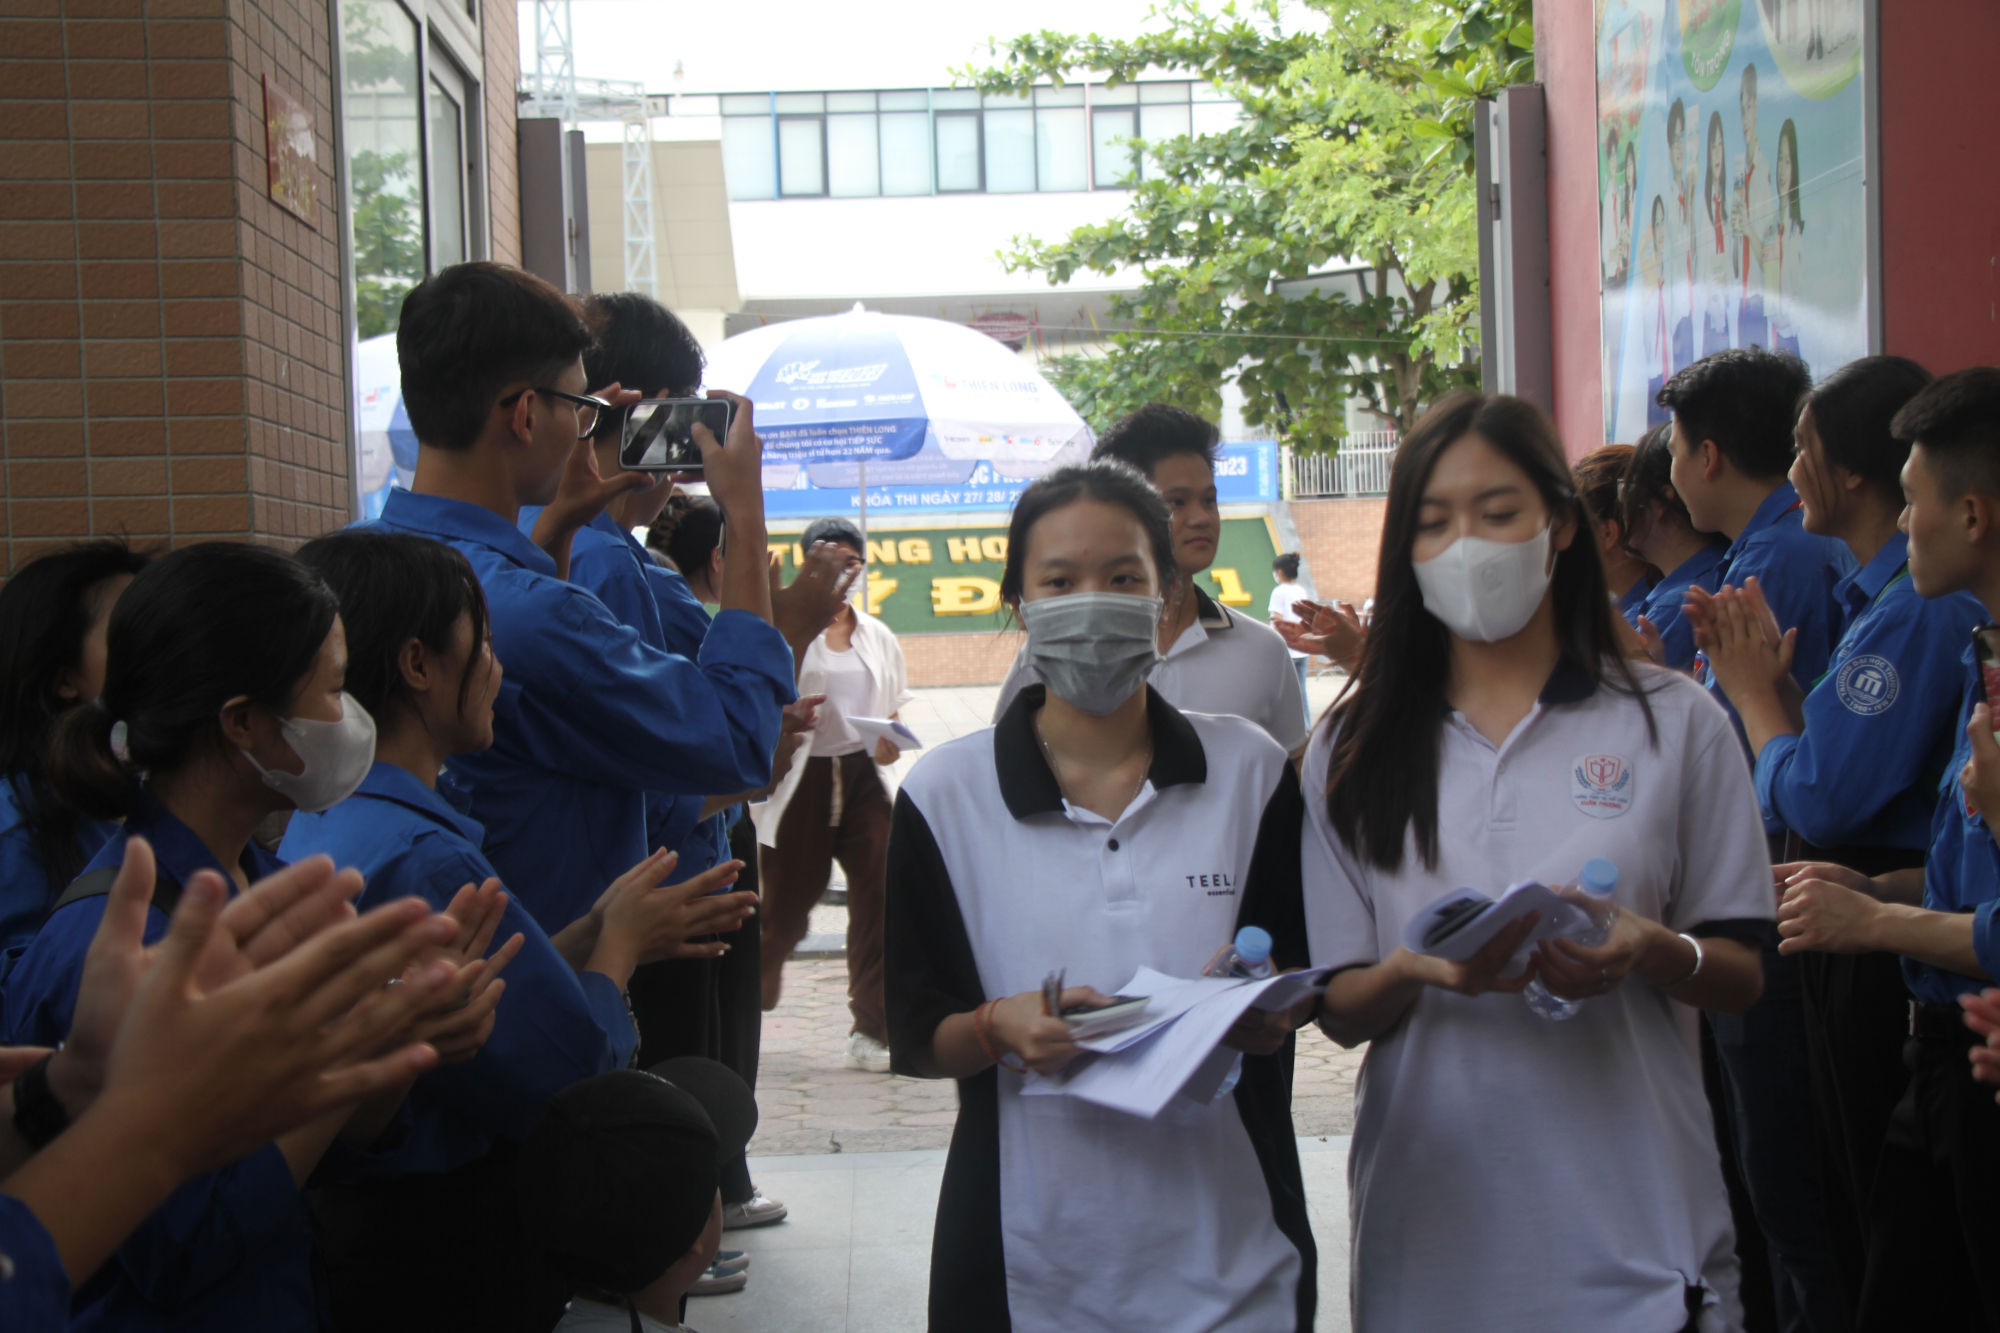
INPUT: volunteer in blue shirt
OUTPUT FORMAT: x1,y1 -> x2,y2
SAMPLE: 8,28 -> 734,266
1700,356 -> 1985,1315
366,262 -> 794,938
1780,368 -> 2000,1332
1657,346 -> 1855,1333
1572,443 -> 1658,624
1620,423 -> 1728,669
0,843 -> 464,1333
0,540 -> 146,957
278,530 -> 755,1331
1,543 -> 507,1333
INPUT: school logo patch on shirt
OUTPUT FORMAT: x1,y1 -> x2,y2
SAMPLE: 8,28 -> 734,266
1572,754 -> 1634,818
1834,654 -> 1899,716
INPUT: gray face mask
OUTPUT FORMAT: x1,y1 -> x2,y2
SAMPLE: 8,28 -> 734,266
1019,592 -> 1163,715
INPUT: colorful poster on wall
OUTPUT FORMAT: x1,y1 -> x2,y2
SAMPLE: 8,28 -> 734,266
1596,0 -> 1867,443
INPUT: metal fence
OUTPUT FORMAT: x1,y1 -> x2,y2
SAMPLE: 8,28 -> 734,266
1285,432 -> 1399,498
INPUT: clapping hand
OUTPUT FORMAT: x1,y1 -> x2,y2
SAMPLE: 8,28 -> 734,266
1960,989 -> 2000,1100
771,541 -> 862,661
1280,599 -> 1367,672
1695,579 -> 1793,700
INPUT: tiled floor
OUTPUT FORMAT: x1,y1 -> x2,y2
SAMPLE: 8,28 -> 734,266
703,1140 -> 1354,1333
720,676 -> 1362,1329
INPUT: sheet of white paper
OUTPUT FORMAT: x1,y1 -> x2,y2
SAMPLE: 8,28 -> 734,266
847,715 -> 922,750
1074,966 -> 1238,1053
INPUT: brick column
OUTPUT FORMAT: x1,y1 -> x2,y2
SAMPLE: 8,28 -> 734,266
1,0 -> 348,573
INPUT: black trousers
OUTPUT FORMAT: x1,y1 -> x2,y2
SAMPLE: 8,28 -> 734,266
624,812 -> 763,1204
310,1139 -> 572,1333
1854,1004 -> 2000,1331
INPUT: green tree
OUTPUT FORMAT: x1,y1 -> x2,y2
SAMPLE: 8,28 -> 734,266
969,0 -> 1532,445
350,147 -> 424,340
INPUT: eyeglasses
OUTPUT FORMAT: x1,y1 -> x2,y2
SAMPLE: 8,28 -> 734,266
498,387 -> 609,440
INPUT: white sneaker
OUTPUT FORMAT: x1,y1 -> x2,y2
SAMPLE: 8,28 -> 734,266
845,1031 -> 892,1073
689,1260 -> 747,1296
721,1189 -> 788,1230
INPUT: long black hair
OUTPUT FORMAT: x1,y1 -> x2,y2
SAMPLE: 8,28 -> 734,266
650,494 -> 724,579
1803,355 -> 1933,495
295,532 -> 490,723
999,458 -> 1178,607
1325,393 -> 1655,873
1621,422 -> 1727,553
47,543 -> 339,821
0,540 -> 150,884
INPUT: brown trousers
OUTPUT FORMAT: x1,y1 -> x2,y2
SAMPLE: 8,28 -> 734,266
759,751 -> 891,1041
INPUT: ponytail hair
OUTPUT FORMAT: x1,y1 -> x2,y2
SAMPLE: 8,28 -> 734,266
47,543 -> 339,821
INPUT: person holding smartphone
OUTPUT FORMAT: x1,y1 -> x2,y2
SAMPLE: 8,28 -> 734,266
1304,393 -> 1769,1332
886,459 -> 1316,1333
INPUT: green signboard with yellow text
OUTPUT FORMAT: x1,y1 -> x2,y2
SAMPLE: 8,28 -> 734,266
771,517 -> 1284,636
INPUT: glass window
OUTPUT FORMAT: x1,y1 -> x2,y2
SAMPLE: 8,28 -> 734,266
983,91 -> 1030,108
721,94 -> 770,115
775,92 -> 824,113
427,74 -> 466,269
1035,84 -> 1083,107
827,113 -> 879,196
983,108 -> 1034,192
879,89 -> 928,111
931,89 -> 980,110
1139,81 -> 1190,103
935,111 -> 980,191
1140,101 -> 1191,146
1092,82 -> 1137,105
827,91 -> 874,112
1191,99 -> 1241,137
721,115 -> 775,199
1036,106 -> 1086,191
1093,107 -> 1137,186
880,111 -> 932,195
778,116 -> 824,195
341,0 -> 423,339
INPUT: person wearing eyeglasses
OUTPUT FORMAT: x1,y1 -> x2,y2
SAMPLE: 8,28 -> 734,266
363,262 -> 796,946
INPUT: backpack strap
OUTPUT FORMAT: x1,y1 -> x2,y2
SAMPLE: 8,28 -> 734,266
50,864 -> 182,918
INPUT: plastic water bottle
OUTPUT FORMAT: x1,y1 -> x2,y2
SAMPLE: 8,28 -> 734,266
1523,859 -> 1622,1022
1203,926 -> 1275,981
1201,927 -> 1275,1100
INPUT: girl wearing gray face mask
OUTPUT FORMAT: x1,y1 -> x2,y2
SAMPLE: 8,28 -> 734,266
883,458 -> 1321,1333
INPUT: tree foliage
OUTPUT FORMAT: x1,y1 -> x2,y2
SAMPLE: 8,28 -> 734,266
968,0 -> 1532,445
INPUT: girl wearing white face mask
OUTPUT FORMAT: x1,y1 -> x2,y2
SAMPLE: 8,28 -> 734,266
1302,394 -> 1775,1333
7,542 -> 509,1333
885,459 -> 1318,1333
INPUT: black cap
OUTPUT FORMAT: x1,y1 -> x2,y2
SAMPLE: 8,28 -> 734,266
515,1067 -> 726,1294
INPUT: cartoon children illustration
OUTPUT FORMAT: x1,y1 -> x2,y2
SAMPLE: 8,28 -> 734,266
1701,109 -> 1733,357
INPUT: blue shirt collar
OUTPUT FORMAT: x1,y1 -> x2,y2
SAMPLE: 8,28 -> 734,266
1836,529 -> 1909,610
1724,480 -> 1803,563
123,790 -> 284,888
347,761 -> 488,847
1657,542 -> 1726,591
381,489 -> 557,577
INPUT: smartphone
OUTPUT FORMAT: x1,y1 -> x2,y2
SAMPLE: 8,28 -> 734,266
1976,626 -> 2000,739
619,397 -> 732,473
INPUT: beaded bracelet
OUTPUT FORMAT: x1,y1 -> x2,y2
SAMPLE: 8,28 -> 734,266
973,999 -> 1027,1073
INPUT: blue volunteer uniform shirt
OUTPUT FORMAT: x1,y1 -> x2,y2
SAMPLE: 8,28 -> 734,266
363,489 -> 793,933
1616,574 -> 1657,628
278,762 -> 639,1177
0,1194 -> 68,1333
0,774 -> 118,954
1697,482 -> 1857,775
1639,544 -> 1727,671
643,562 -> 734,872
0,796 -> 317,1333
1754,532 -> 1988,851
1913,647 -> 2000,1002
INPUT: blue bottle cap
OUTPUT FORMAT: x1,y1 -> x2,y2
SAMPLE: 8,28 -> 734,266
1580,858 -> 1619,896
1235,925 -> 1273,965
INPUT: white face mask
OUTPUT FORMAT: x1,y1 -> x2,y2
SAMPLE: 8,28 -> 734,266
241,691 -> 377,813
1413,525 -> 1554,643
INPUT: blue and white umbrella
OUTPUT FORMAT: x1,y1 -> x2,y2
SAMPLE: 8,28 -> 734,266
703,306 -> 1092,467
354,332 -> 418,519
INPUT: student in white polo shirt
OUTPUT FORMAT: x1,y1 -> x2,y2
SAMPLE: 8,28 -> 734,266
887,458 -> 1317,1333
1302,392 -> 1773,1333
992,405 -> 1307,753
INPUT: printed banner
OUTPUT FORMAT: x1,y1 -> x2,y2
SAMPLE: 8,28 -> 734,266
1597,0 -> 1868,442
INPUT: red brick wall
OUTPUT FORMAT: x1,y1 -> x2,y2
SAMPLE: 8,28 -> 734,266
0,0 -> 346,569
902,629 -> 1024,688
481,5 -> 518,265
1289,497 -> 1385,607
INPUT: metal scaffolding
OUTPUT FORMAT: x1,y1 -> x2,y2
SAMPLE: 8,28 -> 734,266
518,0 -> 657,297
